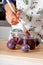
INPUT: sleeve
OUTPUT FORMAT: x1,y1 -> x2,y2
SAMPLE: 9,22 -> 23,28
2,0 -> 13,7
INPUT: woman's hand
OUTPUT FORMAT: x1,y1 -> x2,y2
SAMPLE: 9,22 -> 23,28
6,10 -> 20,25
4,3 -> 20,25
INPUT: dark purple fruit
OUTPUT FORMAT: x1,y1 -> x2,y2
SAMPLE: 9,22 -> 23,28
17,38 -> 23,45
34,38 -> 40,46
21,44 -> 30,52
7,38 -> 16,49
13,37 -> 19,43
28,38 -> 35,50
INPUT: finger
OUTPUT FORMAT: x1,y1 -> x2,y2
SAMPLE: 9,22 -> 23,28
6,13 -> 12,25
6,16 -> 11,23
6,12 -> 11,17
17,10 -> 20,15
11,21 -> 18,25
6,12 -> 19,25
6,12 -> 18,25
12,14 -> 19,22
16,11 -> 20,18
12,17 -> 19,24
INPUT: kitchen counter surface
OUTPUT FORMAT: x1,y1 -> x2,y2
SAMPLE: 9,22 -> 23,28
0,40 -> 43,63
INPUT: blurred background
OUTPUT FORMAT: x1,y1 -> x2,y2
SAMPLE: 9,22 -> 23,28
0,0 -> 11,40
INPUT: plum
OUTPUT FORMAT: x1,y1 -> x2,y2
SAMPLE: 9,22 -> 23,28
13,36 -> 19,43
17,38 -> 23,45
21,43 -> 30,52
7,38 -> 16,49
21,39 -> 30,52
34,38 -> 40,46
28,38 -> 35,50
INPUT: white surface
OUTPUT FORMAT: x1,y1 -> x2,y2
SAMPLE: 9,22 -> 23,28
0,55 -> 43,65
0,59 -> 42,65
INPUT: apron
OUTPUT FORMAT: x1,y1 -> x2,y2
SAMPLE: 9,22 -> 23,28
9,0 -> 43,39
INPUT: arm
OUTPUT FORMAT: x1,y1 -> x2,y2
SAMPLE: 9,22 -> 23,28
2,0 -> 20,25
